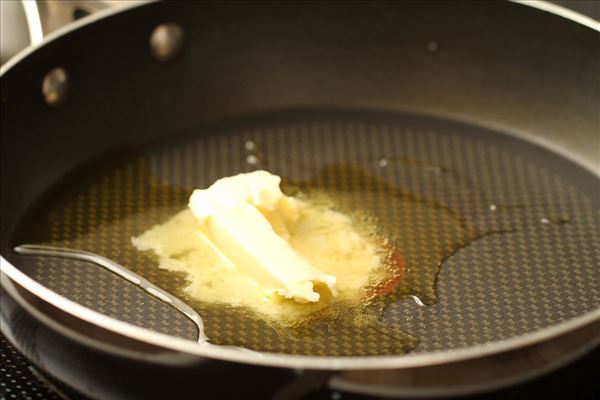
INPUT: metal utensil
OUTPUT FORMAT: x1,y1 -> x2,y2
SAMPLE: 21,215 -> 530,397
14,244 -> 209,344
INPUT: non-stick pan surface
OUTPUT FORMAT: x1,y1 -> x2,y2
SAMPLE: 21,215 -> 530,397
6,109 -> 600,357
1,0 -> 599,367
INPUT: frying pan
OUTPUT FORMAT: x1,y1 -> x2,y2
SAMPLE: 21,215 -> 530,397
1,1 -> 599,399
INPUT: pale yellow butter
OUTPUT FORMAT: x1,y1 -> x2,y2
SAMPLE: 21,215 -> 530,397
188,171 -> 337,303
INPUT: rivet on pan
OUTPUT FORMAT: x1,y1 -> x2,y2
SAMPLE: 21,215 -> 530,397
244,140 -> 256,151
246,155 -> 259,165
149,23 -> 185,62
427,41 -> 439,52
42,67 -> 69,108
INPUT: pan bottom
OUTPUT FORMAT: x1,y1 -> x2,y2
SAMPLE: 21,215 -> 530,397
9,110 -> 600,356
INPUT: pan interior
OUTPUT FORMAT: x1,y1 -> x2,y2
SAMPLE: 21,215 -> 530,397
9,110 -> 599,356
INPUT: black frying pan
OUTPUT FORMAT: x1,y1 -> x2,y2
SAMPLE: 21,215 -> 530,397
1,1 -> 599,399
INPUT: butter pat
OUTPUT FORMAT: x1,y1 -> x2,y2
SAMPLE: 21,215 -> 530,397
189,171 -> 337,303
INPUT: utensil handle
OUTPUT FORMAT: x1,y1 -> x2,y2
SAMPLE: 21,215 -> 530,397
14,244 -> 208,344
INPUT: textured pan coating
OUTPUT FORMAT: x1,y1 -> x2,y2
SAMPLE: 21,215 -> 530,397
10,111 -> 600,356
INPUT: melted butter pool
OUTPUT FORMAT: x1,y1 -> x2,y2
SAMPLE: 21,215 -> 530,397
131,194 -> 389,322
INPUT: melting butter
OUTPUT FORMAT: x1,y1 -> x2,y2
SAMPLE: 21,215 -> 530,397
188,171 -> 337,302
132,191 -> 384,321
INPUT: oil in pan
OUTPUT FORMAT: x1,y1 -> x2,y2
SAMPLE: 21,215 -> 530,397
11,110 -> 599,356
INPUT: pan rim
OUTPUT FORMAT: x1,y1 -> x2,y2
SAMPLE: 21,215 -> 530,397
2,256 -> 599,370
1,0 -> 598,177
1,0 -> 599,370
510,0 -> 600,30
1,0 -> 598,76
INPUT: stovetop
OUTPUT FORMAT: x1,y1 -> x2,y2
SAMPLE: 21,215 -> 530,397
1,333 -> 598,400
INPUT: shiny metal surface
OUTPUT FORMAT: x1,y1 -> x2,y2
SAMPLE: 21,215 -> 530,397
41,66 -> 69,107
14,244 -> 208,344
2,269 -> 598,398
149,22 -> 185,62
32,0 -> 139,38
